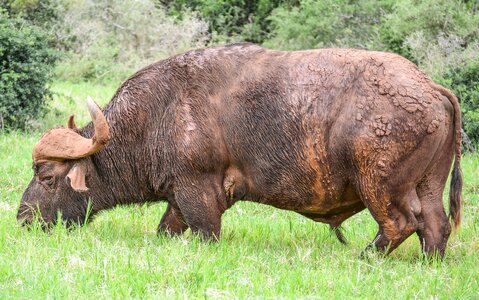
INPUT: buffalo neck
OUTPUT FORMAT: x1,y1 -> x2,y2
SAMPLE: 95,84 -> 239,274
78,93 -> 171,210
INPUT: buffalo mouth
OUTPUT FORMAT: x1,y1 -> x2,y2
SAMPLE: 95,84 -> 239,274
17,205 -> 87,231
17,204 -> 41,226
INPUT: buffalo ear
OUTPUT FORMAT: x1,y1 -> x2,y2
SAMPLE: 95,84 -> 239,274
66,163 -> 89,192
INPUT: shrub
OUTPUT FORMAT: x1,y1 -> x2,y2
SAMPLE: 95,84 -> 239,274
55,0 -> 209,83
0,12 -> 57,130
439,59 -> 479,145
1,0 -> 59,28
378,0 -> 479,64
264,0 -> 394,50
163,0 -> 291,44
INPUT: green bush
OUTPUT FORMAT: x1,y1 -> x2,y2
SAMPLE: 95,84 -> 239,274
163,0 -> 292,43
264,0 -> 394,50
0,12 -> 57,130
439,60 -> 479,144
378,0 -> 479,64
54,0 -> 208,83
1,0 -> 59,28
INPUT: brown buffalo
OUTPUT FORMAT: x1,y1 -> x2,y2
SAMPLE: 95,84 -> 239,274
18,43 -> 462,257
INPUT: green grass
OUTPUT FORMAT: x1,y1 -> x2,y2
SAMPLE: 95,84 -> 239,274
1,82 -> 478,298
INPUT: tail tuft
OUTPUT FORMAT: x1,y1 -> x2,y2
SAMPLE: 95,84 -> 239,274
449,160 -> 463,229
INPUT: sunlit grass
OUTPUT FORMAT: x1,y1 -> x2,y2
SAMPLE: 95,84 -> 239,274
0,81 -> 478,298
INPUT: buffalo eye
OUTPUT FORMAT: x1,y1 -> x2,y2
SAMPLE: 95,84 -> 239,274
41,175 -> 54,187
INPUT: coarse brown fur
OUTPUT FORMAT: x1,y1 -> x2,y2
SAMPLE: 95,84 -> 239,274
18,43 -> 462,257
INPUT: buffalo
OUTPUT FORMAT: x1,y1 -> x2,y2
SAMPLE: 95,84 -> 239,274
18,43 -> 462,257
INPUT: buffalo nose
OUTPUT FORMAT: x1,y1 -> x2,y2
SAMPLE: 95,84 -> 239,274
17,204 -> 33,226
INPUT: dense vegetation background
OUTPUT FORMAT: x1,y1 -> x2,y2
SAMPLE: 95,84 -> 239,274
1,0 -> 478,141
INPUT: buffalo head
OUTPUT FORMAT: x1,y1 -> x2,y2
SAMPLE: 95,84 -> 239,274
17,97 -> 110,228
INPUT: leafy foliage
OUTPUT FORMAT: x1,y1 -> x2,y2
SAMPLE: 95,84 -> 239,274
379,0 -> 479,64
440,60 -> 479,143
162,0 -> 293,43
264,0 -> 394,50
0,0 -> 59,27
54,0 -> 209,82
0,11 -> 57,130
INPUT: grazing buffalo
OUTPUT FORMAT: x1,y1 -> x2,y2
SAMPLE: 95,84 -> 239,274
18,43 -> 462,257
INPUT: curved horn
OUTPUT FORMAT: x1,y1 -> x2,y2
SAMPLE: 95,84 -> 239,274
86,96 -> 109,147
32,97 -> 110,162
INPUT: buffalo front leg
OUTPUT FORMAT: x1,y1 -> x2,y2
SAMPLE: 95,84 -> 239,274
174,175 -> 227,241
158,203 -> 188,236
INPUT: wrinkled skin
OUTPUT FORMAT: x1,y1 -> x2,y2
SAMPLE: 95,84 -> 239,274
18,43 -> 462,257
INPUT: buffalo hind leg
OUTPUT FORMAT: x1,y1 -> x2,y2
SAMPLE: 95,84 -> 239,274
174,175 -> 227,241
360,187 -> 419,255
157,204 -> 188,236
416,177 -> 452,258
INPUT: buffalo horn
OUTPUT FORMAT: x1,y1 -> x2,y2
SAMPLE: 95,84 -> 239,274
32,97 -> 110,162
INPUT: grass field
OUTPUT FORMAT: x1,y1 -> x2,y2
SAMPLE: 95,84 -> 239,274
1,82 -> 478,298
